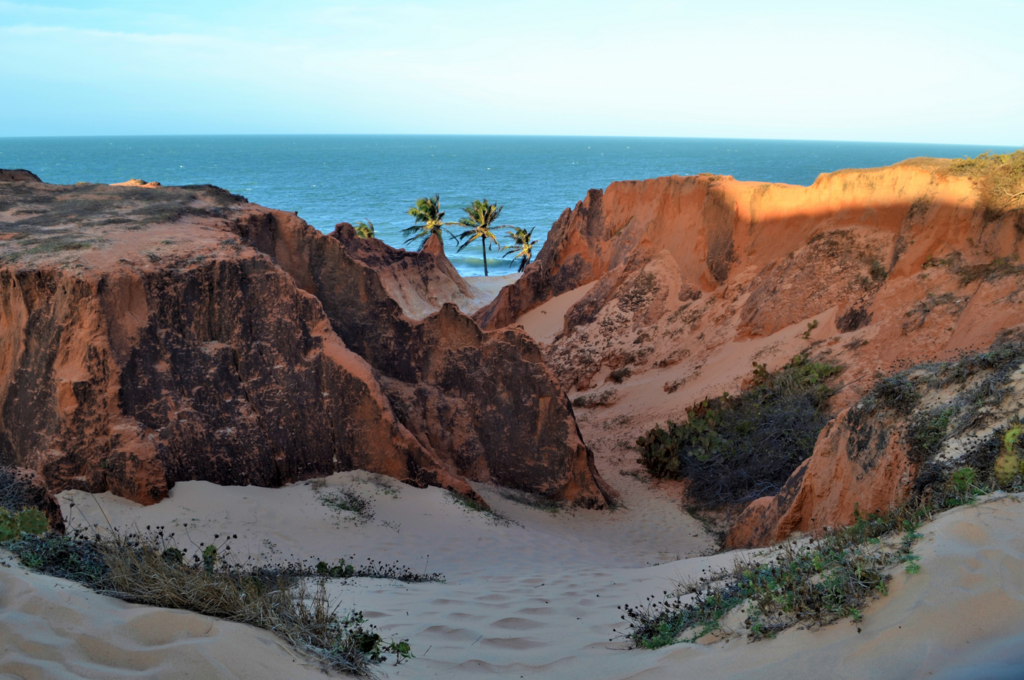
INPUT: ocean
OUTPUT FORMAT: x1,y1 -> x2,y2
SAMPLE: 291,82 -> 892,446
0,135 -> 1015,277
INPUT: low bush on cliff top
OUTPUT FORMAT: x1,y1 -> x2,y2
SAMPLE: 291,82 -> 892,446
947,149 -> 1024,218
636,353 -> 842,506
1,502 -> 439,675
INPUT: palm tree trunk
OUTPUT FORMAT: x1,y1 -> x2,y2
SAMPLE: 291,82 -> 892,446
482,239 -> 488,276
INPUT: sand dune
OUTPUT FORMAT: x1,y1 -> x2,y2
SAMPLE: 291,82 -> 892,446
2,472 -> 1021,679
0,561 -> 324,679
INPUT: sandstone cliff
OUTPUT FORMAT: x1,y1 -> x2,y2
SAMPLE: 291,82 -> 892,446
478,158 -> 1024,544
0,177 -> 614,508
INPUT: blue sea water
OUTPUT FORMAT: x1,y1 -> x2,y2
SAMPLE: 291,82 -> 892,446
0,135 -> 1016,277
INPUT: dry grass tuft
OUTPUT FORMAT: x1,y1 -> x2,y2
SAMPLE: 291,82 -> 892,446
947,149 -> 1024,219
1,500 -> 428,675
98,539 -> 386,674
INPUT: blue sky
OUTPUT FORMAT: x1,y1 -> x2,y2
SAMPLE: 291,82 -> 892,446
1,0 -> 1021,144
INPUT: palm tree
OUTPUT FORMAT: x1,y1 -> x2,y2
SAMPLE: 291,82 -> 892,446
403,195 -> 455,250
456,199 -> 504,276
502,226 -> 537,272
353,220 -> 375,239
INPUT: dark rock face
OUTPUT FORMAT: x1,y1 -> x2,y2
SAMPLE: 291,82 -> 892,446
0,170 -> 42,183
0,179 -> 614,508
0,250 -> 469,505
232,213 -> 617,507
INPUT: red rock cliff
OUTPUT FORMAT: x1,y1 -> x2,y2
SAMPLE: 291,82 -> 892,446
475,158 -> 1024,544
0,178 -> 614,508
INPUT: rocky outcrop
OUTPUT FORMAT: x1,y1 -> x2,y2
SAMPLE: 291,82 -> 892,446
232,213 -> 616,507
334,227 -> 482,320
0,170 -> 41,183
724,405 -> 915,548
0,176 -> 614,508
478,159 -> 1024,542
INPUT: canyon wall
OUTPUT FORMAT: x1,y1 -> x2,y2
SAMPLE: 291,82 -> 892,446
0,177 -> 614,508
479,159 -> 1024,544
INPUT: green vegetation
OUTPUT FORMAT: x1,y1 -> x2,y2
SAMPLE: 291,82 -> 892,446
948,149 -> 1024,219
502,226 -> 538,272
0,507 -> 49,542
636,353 -> 842,505
609,367 -> 632,383
353,220 -> 375,239
866,372 -> 920,415
456,199 -> 504,276
403,194 -> 456,250
618,466 -> 989,649
995,423 -> 1024,487
444,490 -> 520,527
1,495 -> 440,674
317,485 -> 376,525
907,406 -> 955,462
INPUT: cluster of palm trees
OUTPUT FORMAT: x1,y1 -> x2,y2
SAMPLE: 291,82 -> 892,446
352,195 -> 537,276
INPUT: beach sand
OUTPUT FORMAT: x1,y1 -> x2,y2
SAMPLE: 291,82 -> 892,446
2,475 -> 1022,679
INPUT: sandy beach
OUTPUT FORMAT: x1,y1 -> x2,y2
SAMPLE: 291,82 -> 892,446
2,472 -> 1023,679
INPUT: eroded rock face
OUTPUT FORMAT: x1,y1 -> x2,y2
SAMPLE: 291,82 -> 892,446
724,405 -> 915,548
477,161 -> 1024,542
0,177 -> 613,508
232,214 -> 616,507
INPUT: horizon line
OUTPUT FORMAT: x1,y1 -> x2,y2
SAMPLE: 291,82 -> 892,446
0,132 -> 1019,150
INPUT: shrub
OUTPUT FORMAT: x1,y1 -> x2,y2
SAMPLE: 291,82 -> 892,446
906,406 -> 955,462
868,372 -> 920,414
2,516 -> 436,674
617,503 -> 925,648
636,353 -> 842,505
994,424 -> 1023,487
572,388 -> 618,409
0,468 -> 32,515
317,486 -> 375,525
0,507 -> 49,542
948,149 -> 1024,219
444,490 -> 520,527
609,367 -> 632,383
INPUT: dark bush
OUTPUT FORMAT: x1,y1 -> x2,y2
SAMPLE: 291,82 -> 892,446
868,372 -> 920,414
636,353 -> 842,505
609,367 -> 632,383
907,406 -> 955,462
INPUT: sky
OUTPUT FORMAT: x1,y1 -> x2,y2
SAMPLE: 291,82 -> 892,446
0,0 -> 1021,145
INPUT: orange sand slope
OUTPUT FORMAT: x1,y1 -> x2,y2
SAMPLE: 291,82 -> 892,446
2,476 -> 1021,679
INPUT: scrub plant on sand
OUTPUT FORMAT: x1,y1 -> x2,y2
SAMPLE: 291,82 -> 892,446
636,352 -> 843,505
616,469 -> 988,648
0,488 -> 435,675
